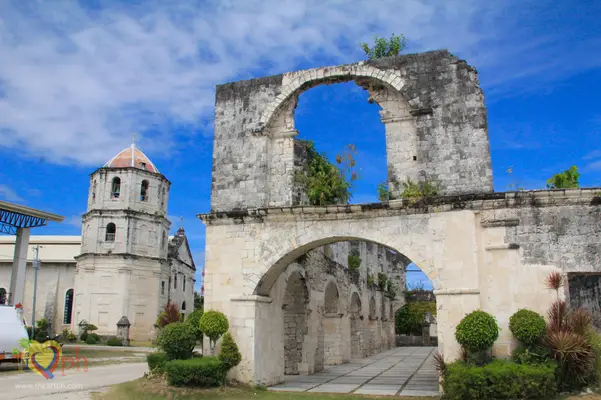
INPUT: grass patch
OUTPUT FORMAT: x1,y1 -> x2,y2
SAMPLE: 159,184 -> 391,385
130,341 -> 154,347
93,377 -> 436,400
61,348 -> 142,359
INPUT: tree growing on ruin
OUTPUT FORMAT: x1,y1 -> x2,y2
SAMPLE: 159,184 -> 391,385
546,165 -> 580,189
360,33 -> 407,59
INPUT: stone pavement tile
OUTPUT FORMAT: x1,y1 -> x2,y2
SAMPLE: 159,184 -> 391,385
354,384 -> 402,395
268,384 -> 316,392
399,389 -> 440,397
308,383 -> 360,393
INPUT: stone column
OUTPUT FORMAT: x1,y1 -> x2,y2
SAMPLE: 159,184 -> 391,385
9,227 -> 30,306
116,316 -> 131,346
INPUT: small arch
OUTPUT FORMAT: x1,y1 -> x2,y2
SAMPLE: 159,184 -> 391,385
140,180 -> 149,202
105,223 -> 116,242
324,280 -> 339,314
181,301 -> 186,311
0,288 -> 6,305
350,291 -> 362,358
63,289 -> 74,324
111,177 -> 121,198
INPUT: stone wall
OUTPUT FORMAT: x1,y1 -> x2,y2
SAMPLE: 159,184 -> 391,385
211,50 -> 493,211
568,274 -> 601,329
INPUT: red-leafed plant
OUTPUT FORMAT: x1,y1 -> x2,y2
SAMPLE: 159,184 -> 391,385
156,301 -> 181,328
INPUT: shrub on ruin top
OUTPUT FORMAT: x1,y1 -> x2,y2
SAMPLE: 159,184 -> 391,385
509,309 -> 546,345
455,310 -> 499,352
156,322 -> 196,360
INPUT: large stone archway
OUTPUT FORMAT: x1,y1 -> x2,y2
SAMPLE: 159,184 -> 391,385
200,50 -> 601,385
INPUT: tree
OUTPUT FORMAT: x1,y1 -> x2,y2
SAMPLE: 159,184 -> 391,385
194,291 -> 204,310
199,310 -> 229,355
546,165 -> 580,189
360,33 -> 407,59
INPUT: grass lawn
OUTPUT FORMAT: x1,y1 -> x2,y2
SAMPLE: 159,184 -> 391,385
93,377 -> 437,400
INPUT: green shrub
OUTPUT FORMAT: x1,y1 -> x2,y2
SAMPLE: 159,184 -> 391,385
147,352 -> 169,373
156,322 -> 196,360
587,329 -> 601,384
106,337 -> 122,346
89,333 -> 101,341
67,332 -> 77,341
511,343 -> 551,365
86,324 -> 98,332
185,309 -> 204,342
509,309 -> 546,345
85,335 -> 98,345
164,357 -> 226,387
80,331 -> 88,342
442,360 -> 557,399
219,332 -> 241,370
199,310 -> 229,353
377,273 -> 387,291
455,310 -> 499,353
395,301 -> 436,335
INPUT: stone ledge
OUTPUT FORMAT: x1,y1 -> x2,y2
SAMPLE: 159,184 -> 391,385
433,288 -> 480,296
197,189 -> 601,225
230,295 -> 273,303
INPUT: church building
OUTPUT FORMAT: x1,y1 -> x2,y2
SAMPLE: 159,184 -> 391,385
0,142 -> 196,341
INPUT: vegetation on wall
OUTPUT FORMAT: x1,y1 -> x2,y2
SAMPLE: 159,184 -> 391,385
347,254 -> 361,282
386,280 -> 397,300
377,273 -> 388,291
360,33 -> 407,59
295,141 -> 359,206
401,178 -> 439,199
546,165 -> 580,189
377,181 -> 390,201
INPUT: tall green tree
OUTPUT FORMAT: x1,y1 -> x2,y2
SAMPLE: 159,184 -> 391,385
546,166 -> 580,189
360,33 -> 407,59
194,291 -> 204,310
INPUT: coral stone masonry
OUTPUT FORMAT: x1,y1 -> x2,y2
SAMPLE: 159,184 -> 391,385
199,50 -> 601,386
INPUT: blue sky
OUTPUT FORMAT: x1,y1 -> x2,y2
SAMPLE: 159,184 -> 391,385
1,0 -> 600,292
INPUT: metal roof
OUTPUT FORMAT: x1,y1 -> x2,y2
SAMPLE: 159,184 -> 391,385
0,200 -> 64,234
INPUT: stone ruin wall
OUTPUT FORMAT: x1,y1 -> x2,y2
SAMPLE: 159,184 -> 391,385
264,239 -> 407,378
211,50 -> 494,212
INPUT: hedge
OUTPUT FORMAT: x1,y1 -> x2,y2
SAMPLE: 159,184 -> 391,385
106,337 -> 123,346
442,360 -> 557,399
147,352 -> 169,373
164,357 -> 226,387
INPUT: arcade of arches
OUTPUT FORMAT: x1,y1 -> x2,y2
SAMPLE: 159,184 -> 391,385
200,51 -> 601,385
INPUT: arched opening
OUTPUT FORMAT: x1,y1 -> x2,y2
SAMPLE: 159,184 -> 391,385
64,289 -> 73,324
323,280 -> 342,365
324,281 -> 339,315
0,288 -> 6,305
140,180 -> 149,201
105,223 -> 116,242
283,270 -> 309,375
350,291 -> 363,358
181,301 -> 186,311
111,177 -> 121,198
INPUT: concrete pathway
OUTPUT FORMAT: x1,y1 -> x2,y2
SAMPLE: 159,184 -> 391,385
269,346 -> 439,397
0,362 -> 148,400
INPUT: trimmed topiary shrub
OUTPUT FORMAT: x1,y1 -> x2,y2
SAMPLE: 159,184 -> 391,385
106,337 -> 122,346
185,309 -> 204,342
85,335 -> 98,345
455,310 -> 499,353
199,310 -> 229,355
164,357 -> 226,387
219,332 -> 241,370
156,322 -> 196,360
147,352 -> 169,373
509,309 -> 546,345
442,360 -> 556,399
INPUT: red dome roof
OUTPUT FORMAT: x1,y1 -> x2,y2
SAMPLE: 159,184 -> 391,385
104,144 -> 159,173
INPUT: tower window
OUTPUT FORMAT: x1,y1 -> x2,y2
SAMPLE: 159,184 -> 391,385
183,278 -> 186,292
140,162 -> 147,169
0,288 -> 6,305
111,177 -> 121,198
140,180 -> 149,202
181,301 -> 186,311
161,187 -> 166,208
92,180 -> 97,201
174,275 -> 177,289
64,289 -> 74,324
161,281 -> 165,295
106,223 -> 116,242
162,232 -> 167,249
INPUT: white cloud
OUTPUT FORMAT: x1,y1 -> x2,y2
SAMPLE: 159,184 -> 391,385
0,0 -> 598,166
0,184 -> 23,202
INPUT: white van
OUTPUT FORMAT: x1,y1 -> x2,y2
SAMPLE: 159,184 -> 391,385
0,305 -> 29,363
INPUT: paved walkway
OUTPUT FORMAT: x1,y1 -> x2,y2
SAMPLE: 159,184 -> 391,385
0,362 -> 148,400
269,346 -> 439,397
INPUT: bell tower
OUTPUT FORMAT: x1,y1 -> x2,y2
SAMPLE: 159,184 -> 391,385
73,137 -> 172,340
